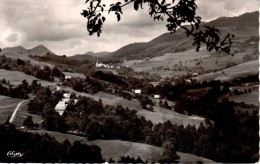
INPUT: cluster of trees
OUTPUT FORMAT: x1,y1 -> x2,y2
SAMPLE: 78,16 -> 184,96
64,97 -> 153,141
117,66 -> 161,81
30,54 -> 95,75
27,87 -> 68,132
0,124 -> 103,162
0,79 -> 29,99
148,114 -> 258,163
0,55 -> 65,81
63,95 -> 257,163
170,84 -> 258,162
0,79 -> 47,99
23,116 -> 39,129
91,70 -> 129,87
26,84 -> 258,162
117,156 -> 144,163
63,76 -> 104,94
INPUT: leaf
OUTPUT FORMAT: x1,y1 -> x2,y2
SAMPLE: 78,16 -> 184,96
195,23 -> 199,29
208,45 -> 213,52
196,45 -> 200,52
161,0 -> 165,5
134,1 -> 139,10
102,16 -> 106,22
116,13 -> 121,21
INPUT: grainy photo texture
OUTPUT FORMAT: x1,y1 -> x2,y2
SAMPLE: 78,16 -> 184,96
0,0 -> 259,163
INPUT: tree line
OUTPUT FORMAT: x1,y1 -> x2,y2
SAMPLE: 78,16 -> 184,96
0,55 -> 65,82
26,86 -> 258,162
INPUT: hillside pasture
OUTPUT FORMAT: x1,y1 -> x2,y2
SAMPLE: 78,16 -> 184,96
63,72 -> 86,79
228,90 -> 259,106
194,60 -> 259,82
90,138 -> 214,163
13,100 -> 43,128
0,69 -> 55,86
0,95 -> 22,124
137,106 -> 205,128
27,129 -> 216,163
86,91 -> 205,127
59,88 -> 205,128
192,43 -> 258,71
122,48 -> 210,78
0,51 -> 53,67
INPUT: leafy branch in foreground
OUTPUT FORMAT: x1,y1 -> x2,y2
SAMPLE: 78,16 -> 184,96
81,0 -> 234,55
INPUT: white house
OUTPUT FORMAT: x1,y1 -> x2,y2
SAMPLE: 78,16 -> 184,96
55,99 -> 68,116
192,73 -> 199,77
185,79 -> 191,83
63,93 -> 71,99
154,94 -> 160,99
134,89 -> 141,94
65,76 -> 71,80
54,92 -> 78,116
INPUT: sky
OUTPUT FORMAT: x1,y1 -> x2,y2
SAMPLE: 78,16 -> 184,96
0,0 -> 258,56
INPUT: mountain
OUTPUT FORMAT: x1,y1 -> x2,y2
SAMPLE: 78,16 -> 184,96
70,51 -> 113,62
2,45 -> 55,56
28,45 -> 55,56
69,53 -> 99,62
3,46 -> 28,54
109,11 -> 259,60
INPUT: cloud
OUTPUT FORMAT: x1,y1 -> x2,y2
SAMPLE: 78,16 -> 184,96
6,33 -> 18,42
0,0 -> 258,55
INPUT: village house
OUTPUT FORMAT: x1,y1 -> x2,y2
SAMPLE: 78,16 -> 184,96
192,72 -> 199,77
65,75 -> 71,80
134,89 -> 141,94
55,92 -> 77,116
153,94 -> 160,99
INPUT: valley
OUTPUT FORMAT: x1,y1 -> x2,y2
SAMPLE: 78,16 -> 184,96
0,11 -> 258,163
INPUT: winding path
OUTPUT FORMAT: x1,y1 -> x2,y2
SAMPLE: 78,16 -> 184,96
9,100 -> 27,123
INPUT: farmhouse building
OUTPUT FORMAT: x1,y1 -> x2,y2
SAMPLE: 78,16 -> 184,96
134,89 -> 141,94
55,93 -> 77,116
65,76 -> 71,80
192,73 -> 199,77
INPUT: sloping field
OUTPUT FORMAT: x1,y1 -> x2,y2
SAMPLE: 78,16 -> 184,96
228,90 -> 259,106
0,69 -> 55,86
94,91 -> 143,111
122,48 -> 210,77
87,140 -> 162,162
89,139 -> 216,163
28,130 -> 215,163
63,72 -> 86,79
137,106 -> 205,128
59,88 -> 205,128
1,52 -> 53,67
0,95 -> 22,124
195,45 -> 257,70
94,92 -> 205,128
194,60 -> 259,82
13,100 -> 43,128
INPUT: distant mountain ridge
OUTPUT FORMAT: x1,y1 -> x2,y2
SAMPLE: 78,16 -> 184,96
108,11 -> 259,60
69,51 -> 114,62
2,11 -> 258,62
3,45 -> 55,56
